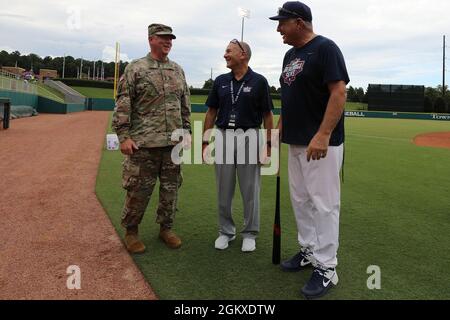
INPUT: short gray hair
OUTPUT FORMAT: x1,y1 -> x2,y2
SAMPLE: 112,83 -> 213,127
240,41 -> 252,61
303,21 -> 313,31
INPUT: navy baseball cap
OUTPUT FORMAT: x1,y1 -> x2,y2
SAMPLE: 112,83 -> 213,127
269,1 -> 312,22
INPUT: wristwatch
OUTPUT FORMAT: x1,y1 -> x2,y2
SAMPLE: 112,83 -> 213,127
266,141 -> 272,148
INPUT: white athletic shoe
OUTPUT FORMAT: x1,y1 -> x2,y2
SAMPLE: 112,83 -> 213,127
241,238 -> 256,252
215,235 -> 236,250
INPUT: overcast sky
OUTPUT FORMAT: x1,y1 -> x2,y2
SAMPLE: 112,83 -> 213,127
0,0 -> 449,89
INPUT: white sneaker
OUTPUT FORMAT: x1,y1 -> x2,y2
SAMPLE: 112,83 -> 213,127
241,238 -> 256,252
214,235 -> 236,250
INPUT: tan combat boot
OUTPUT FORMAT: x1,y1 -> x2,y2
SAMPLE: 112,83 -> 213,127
159,226 -> 182,249
124,226 -> 146,254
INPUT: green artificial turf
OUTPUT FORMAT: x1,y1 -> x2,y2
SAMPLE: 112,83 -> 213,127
190,95 -> 365,110
66,87 -> 367,111
71,86 -> 114,99
36,82 -> 66,102
189,95 -> 209,104
96,113 -> 450,300
345,102 -> 368,110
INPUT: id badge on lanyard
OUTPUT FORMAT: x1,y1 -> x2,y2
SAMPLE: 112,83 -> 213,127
228,112 -> 237,127
228,80 -> 245,128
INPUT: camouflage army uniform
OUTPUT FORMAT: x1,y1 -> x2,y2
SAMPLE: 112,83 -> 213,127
112,52 -> 191,230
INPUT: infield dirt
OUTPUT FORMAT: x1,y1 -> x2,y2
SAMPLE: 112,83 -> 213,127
413,131 -> 450,149
0,112 -> 156,299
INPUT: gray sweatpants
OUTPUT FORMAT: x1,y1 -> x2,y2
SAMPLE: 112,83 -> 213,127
214,129 -> 261,239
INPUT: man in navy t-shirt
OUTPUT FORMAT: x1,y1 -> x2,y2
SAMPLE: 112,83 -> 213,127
270,1 -> 350,299
203,40 -> 274,253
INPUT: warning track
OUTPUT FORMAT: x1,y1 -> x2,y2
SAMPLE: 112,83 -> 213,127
0,112 -> 156,299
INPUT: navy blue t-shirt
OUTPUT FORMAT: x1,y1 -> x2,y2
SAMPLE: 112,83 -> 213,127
280,35 -> 350,146
206,67 -> 274,129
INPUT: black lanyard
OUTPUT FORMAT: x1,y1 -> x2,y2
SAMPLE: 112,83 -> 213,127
231,80 -> 245,106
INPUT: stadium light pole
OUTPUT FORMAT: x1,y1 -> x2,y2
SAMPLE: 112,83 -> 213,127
80,57 -> 83,79
443,35 -> 446,97
238,8 -> 250,42
62,54 -> 66,79
114,42 -> 120,99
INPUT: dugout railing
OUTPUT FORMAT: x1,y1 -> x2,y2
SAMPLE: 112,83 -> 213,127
0,70 -> 38,95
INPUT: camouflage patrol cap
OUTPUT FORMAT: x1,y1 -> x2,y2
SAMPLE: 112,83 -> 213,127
148,23 -> 176,39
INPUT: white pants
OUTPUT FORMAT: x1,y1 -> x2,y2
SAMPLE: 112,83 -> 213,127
288,144 -> 343,269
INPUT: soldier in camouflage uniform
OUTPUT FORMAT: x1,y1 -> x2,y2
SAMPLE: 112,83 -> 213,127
112,23 -> 191,254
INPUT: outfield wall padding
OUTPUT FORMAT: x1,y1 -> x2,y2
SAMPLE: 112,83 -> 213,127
344,110 -> 450,121
87,98 -> 116,111
37,97 -> 86,114
0,89 -> 87,114
193,105 -> 450,121
36,97 -> 67,114
66,103 -> 87,113
0,90 -> 38,108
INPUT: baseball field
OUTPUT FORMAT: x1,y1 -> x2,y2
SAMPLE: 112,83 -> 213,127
71,86 -> 368,111
96,113 -> 450,300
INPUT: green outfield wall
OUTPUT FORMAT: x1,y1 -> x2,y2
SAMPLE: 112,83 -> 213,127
0,89 -> 87,114
1,92 -> 448,121
344,110 -> 450,121
0,90 -> 38,108
87,98 -> 116,111
193,104 -> 450,121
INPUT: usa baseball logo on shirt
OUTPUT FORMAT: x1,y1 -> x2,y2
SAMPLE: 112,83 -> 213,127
282,58 -> 305,86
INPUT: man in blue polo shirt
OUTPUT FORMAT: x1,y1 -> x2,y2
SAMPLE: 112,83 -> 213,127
270,2 -> 350,299
202,40 -> 274,252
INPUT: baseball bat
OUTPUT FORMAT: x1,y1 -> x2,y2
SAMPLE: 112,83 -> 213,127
272,146 -> 281,265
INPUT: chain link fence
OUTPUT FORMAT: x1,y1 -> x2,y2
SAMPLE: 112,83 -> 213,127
0,70 -> 38,95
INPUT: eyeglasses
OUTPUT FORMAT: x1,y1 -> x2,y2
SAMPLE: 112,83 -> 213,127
230,39 -> 246,53
278,7 -> 304,19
